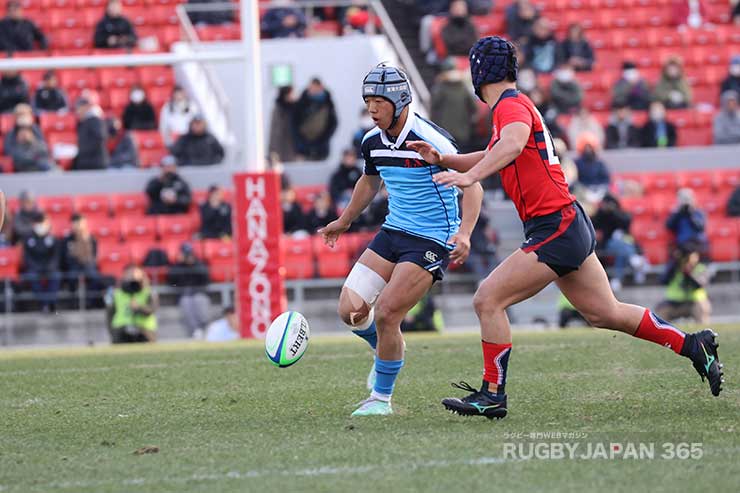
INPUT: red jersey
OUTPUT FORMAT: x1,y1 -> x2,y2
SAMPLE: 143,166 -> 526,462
488,89 -> 575,222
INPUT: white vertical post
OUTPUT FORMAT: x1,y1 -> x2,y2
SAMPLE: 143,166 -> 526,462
241,0 -> 265,172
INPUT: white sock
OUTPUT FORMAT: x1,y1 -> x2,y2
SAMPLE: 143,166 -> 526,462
370,390 -> 391,402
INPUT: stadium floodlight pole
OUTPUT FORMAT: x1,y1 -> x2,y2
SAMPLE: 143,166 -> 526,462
242,0 -> 265,172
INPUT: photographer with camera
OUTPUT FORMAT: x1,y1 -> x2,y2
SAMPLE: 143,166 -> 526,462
666,188 -> 707,252
106,265 -> 158,343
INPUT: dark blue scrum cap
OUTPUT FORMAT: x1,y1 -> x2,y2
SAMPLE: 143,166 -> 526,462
362,63 -> 412,121
469,36 -> 518,102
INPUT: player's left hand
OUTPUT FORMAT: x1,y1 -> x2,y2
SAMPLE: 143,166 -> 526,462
448,232 -> 471,264
433,171 -> 475,188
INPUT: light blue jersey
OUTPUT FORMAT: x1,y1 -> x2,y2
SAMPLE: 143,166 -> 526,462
361,112 -> 460,248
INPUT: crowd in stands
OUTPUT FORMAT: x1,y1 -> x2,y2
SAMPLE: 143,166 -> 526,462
260,0 -> 378,38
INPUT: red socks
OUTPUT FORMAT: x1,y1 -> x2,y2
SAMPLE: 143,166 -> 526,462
482,341 -> 512,392
633,309 -> 686,354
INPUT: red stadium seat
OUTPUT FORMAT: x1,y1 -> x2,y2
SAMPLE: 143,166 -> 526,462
121,216 -> 158,241
316,250 -> 351,278
49,9 -> 96,29
156,214 -> 195,242
98,243 -> 132,277
131,130 -> 166,150
136,66 -> 175,88
38,195 -> 74,220
282,236 -> 315,279
713,169 -> 740,193
294,185 -> 327,212
0,246 -> 21,281
111,193 -> 149,216
0,156 -> 13,174
138,148 -> 170,168
129,239 -> 160,265
87,217 -> 121,243
162,239 -> 204,264
58,68 -> 99,90
707,219 -> 740,262
98,68 -> 140,88
39,113 -> 77,133
203,239 -> 235,282
676,170 -> 714,193
620,196 -> 654,219
0,114 -> 15,134
53,29 -> 93,50
643,172 -> 678,195
74,194 -> 111,219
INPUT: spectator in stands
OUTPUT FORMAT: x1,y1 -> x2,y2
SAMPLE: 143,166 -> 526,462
340,3 -> 375,35
10,125 -> 52,172
281,181 -> 307,234
655,242 -> 710,325
567,106 -> 604,150
305,191 -> 338,233
199,184 -> 232,239
733,1 -> 740,24
639,101 -> 677,148
550,64 -> 583,114
557,23 -> 594,72
527,87 -> 566,142
612,61 -> 651,110
21,212 -> 61,313
727,182 -> 740,217
713,90 -> 740,145
260,2 -> 306,38
72,97 -> 109,170
591,194 -> 647,291
107,117 -> 139,168
205,305 -> 239,342
351,108 -> 375,158
667,188 -> 707,251
167,242 -> 211,339
553,138 -> 578,187
721,55 -> 740,95
431,59 -> 478,150
441,0 -> 478,57
605,104 -> 641,149
506,0 -> 539,43
575,133 -> 610,193
171,115 -> 224,166
94,0 -> 137,49
145,156 -> 192,214
467,206 -> 499,283
515,67 -> 538,96
3,103 -> 42,157
12,190 -> 40,242
268,85 -> 297,163
160,86 -> 199,148
0,71 -> 29,113
187,0 -> 234,25
61,213 -> 103,294
294,78 -> 337,161
122,85 -> 157,130
0,1 -> 47,53
523,17 -> 557,74
33,70 -> 68,113
107,264 -> 157,343
329,148 -> 362,210
653,56 -> 692,110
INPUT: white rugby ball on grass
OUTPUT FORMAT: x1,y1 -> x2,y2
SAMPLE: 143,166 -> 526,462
265,311 -> 310,367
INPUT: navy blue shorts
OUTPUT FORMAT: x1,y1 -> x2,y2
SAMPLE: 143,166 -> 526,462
368,228 -> 451,282
521,202 -> 596,277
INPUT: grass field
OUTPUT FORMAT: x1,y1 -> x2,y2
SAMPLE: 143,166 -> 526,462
1,326 -> 739,493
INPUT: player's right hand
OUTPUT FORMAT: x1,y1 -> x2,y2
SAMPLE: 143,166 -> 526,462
406,140 -> 442,165
317,219 -> 350,248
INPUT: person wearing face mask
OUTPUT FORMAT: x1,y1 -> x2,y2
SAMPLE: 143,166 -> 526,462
713,90 -> 740,145
73,97 -> 109,170
12,190 -> 41,243
653,56 -> 692,109
639,101 -> 677,148
10,125 -> 52,172
612,61 -> 651,110
329,149 -> 363,210
21,212 -> 61,313
574,133 -> 610,196
605,104 -> 641,149
171,115 -> 225,166
720,55 -> 740,95
506,0 -> 539,43
524,17 -> 558,74
549,64 -> 583,114
293,78 -> 337,161
3,103 -> 43,157
33,70 -> 68,113
145,156 -> 192,214
430,58 -> 479,150
122,85 -> 156,131
0,70 -> 29,114
160,86 -> 199,148
557,23 -> 594,72
268,85 -> 298,163
199,184 -> 232,239
93,0 -> 137,49
441,0 -> 478,57
567,106 -> 604,150
107,265 -> 157,343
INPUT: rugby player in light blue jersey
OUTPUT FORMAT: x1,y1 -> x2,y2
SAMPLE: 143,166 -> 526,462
318,64 -> 483,416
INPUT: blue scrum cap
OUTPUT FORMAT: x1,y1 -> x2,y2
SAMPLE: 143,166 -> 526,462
362,63 -> 412,122
469,36 -> 518,101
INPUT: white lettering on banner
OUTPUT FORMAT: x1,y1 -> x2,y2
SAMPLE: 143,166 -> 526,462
244,176 -> 271,336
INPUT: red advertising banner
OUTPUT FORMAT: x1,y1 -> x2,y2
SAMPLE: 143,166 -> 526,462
233,172 -> 286,338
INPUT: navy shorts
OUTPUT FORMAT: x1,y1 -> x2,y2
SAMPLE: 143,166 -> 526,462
368,228 -> 451,282
521,202 -> 596,277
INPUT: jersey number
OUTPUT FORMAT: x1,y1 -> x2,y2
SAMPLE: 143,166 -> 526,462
532,107 -> 560,165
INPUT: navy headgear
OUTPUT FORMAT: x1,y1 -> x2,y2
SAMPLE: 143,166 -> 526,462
362,64 -> 412,127
469,36 -> 518,102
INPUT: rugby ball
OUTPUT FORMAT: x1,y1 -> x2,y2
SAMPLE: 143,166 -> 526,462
265,311 -> 310,367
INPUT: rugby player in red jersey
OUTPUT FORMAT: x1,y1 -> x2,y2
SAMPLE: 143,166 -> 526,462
407,36 -> 724,419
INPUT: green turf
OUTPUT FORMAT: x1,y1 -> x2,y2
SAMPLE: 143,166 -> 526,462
1,326 -> 738,493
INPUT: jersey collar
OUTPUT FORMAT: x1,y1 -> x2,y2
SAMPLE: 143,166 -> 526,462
380,111 -> 415,149
492,88 -> 519,112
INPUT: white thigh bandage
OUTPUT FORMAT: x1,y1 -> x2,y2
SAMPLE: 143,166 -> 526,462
343,262 -> 387,307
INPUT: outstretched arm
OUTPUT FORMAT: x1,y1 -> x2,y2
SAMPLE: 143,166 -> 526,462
449,182 -> 484,264
318,175 -> 382,247
406,140 -> 485,172
432,122 -> 531,188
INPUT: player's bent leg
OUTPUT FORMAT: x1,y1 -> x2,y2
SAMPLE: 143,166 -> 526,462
443,249 -> 558,419
352,261 -> 433,417
557,253 -> 724,396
